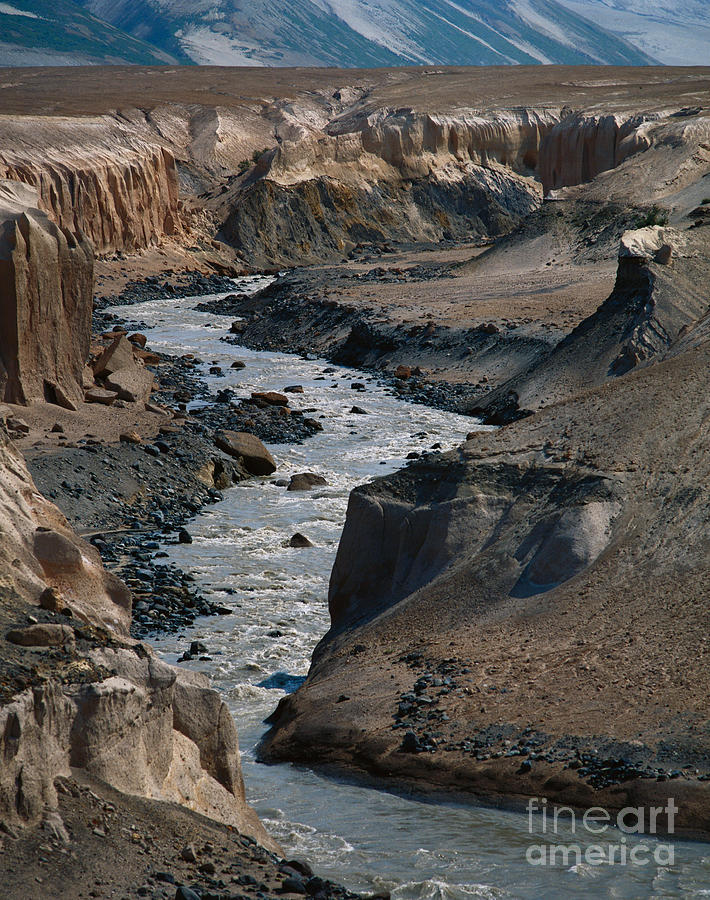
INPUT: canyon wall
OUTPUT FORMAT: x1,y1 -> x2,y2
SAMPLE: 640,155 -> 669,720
222,103 -> 684,266
326,108 -> 561,179
0,180 -> 93,409
0,425 -> 276,850
220,107 -> 562,267
0,117 -> 181,255
0,99 -> 682,269
539,112 -> 656,194
222,164 -> 541,268
470,225 -> 708,424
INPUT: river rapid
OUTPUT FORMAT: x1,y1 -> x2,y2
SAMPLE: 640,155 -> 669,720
109,281 -> 710,900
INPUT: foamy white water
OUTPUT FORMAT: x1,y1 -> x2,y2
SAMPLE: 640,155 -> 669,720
108,281 -> 710,899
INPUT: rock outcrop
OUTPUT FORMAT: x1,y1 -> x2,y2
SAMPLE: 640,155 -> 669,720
539,112 -> 655,194
262,320 -> 710,833
470,226 -> 710,423
0,179 -> 93,410
326,452 -> 623,641
0,425 -> 131,635
0,118 -> 181,254
0,426 -> 276,851
222,164 -> 541,268
0,643 -> 274,849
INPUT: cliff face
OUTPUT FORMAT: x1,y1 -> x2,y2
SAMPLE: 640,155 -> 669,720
470,226 -> 709,423
326,452 -> 623,641
222,164 -> 541,268
220,107 -> 557,267
0,118 -> 181,255
222,103 -> 701,266
0,424 -> 130,635
0,180 -> 93,409
0,82 -> 701,270
325,108 -> 561,179
0,647 -> 271,848
539,112 -> 655,194
0,426 -> 276,851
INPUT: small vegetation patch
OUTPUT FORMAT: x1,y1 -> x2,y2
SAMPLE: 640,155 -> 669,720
637,205 -> 669,228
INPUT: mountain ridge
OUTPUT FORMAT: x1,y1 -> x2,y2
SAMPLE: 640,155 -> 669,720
0,0 -> 186,66
76,0 -> 657,68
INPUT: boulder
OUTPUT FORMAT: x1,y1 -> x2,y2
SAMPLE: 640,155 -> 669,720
215,431 -> 276,476
286,533 -> 314,548
619,226 -> 682,265
128,332 -> 147,347
0,180 -> 93,408
6,416 -> 30,434
287,473 -> 328,492
93,335 -> 135,378
82,365 -> 96,390
145,401 -> 169,416
105,366 -> 155,403
394,365 -> 412,380
84,387 -> 118,405
251,391 -> 289,407
33,528 -> 83,573
6,623 -> 75,647
133,348 -> 162,365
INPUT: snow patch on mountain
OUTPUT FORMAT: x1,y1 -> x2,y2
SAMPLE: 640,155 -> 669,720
312,0 -> 433,62
71,0 -> 660,68
556,0 -> 710,65
0,3 -> 39,17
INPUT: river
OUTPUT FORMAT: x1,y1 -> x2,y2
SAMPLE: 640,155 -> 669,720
109,281 -> 710,900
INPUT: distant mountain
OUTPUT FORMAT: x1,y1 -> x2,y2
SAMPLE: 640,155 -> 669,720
75,0 -> 657,67
556,0 -> 710,65
0,0 -> 185,66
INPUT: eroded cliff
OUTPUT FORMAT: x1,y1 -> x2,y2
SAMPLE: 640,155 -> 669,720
471,225 -> 710,423
0,425 -> 276,852
0,117 -> 181,255
1,68 -> 708,270
0,180 -> 93,409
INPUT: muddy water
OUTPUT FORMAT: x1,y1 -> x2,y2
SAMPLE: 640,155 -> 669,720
110,282 -> 710,900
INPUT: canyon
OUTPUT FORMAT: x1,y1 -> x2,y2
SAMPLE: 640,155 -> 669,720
1,63 -> 710,894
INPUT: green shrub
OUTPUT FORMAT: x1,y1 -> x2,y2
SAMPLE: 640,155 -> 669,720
637,205 -> 669,228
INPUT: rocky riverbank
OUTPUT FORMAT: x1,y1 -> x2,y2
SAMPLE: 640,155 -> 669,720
1,768 -> 363,900
1,281 -> 366,900
259,227 -> 710,837
25,283 -> 328,645
4,63 -> 710,893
